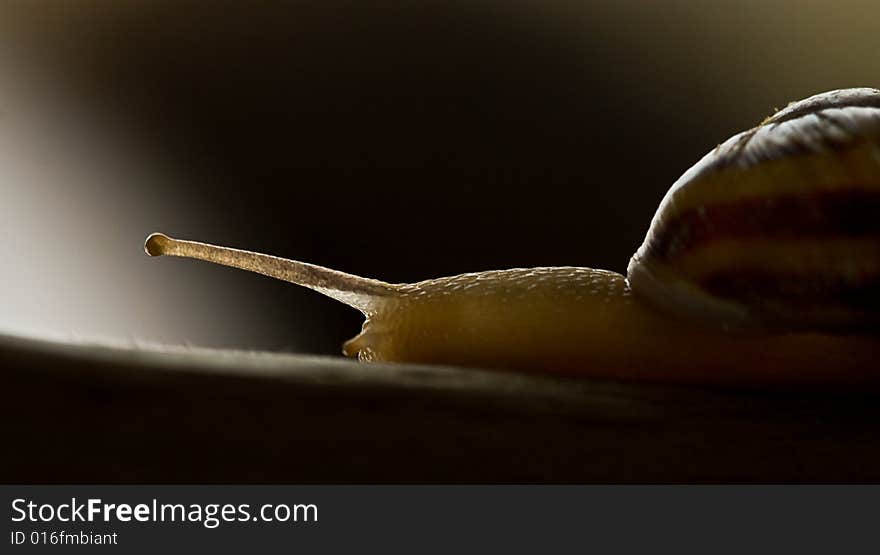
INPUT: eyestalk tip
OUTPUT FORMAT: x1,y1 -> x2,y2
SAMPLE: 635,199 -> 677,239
144,232 -> 172,257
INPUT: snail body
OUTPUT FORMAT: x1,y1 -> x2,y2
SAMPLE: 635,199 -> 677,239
146,88 -> 880,387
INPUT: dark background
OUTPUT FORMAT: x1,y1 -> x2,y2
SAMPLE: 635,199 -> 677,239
1,0 -> 878,355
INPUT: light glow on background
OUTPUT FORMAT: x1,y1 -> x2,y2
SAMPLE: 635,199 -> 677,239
0,45 -> 309,349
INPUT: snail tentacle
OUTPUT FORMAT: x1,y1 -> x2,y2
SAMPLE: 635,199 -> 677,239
144,233 -> 397,316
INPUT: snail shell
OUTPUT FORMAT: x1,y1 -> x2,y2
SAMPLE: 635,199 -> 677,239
628,88 -> 880,332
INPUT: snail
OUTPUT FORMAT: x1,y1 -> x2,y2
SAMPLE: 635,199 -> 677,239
146,88 -> 880,387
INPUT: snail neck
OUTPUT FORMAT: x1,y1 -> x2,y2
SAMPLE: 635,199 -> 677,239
627,252 -> 751,331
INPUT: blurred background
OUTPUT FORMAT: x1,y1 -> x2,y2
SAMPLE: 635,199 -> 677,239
0,0 -> 877,355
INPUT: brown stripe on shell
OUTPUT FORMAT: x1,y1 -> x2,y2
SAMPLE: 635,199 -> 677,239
645,188 -> 880,262
699,268 -> 880,330
661,237 -> 880,285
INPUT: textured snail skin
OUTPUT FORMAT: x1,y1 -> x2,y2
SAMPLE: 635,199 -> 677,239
342,267 -> 879,386
145,88 -> 880,387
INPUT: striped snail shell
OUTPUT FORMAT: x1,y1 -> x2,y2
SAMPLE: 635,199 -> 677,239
628,87 -> 880,332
